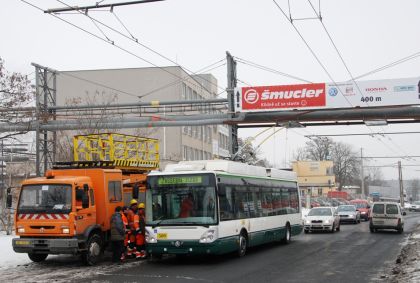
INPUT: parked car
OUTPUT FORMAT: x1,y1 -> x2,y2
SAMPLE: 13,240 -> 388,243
337,205 -> 360,224
370,202 -> 405,233
304,207 -> 340,233
350,199 -> 371,221
409,201 -> 420,212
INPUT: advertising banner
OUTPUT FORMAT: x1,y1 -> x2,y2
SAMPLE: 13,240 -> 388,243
234,77 -> 420,112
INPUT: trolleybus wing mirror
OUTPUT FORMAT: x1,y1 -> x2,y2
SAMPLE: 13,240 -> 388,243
217,186 -> 226,196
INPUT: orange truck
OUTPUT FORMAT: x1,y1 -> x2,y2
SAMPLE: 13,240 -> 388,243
11,133 -> 159,265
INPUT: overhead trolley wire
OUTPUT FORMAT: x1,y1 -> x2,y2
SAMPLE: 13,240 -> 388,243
304,0 -> 412,161
272,0 -> 354,109
354,51 -> 420,80
235,57 -> 312,83
54,0 -> 226,97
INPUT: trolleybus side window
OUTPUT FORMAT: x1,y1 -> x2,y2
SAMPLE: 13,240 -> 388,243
219,185 -> 234,221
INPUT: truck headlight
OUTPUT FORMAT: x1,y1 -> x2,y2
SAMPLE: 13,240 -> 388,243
61,226 -> 70,234
145,231 -> 157,243
199,229 -> 216,243
17,226 -> 25,233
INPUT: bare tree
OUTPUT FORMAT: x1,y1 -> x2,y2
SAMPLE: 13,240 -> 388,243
0,57 -> 34,139
235,137 -> 271,167
411,179 -> 420,201
331,142 -> 360,189
295,137 -> 360,189
56,90 -> 121,161
301,137 -> 334,161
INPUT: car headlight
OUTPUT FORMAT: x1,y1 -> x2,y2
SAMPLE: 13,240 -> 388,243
145,231 -> 157,243
305,220 -> 311,224
361,211 -> 366,214
199,229 -> 216,243
349,214 -> 355,218
324,220 -> 330,224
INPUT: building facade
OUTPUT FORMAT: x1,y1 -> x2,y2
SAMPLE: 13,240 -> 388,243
292,161 -> 336,197
56,66 -> 230,167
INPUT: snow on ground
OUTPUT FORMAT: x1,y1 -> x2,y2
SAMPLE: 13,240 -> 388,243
0,233 -> 33,270
383,227 -> 420,282
0,233 -> 145,282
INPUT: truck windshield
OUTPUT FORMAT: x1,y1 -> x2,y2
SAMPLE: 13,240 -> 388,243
18,184 -> 72,214
146,174 -> 217,226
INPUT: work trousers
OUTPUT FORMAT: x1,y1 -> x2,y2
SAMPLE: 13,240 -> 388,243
111,240 -> 124,262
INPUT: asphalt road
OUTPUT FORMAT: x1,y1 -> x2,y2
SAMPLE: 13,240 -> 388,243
84,212 -> 420,283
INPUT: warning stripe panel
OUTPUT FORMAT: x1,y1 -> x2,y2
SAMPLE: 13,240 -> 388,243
18,214 -> 69,220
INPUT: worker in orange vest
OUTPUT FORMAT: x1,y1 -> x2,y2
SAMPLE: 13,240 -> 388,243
134,202 -> 146,259
121,206 -> 129,260
126,199 -> 138,257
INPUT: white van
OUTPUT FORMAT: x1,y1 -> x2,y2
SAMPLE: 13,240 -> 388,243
369,202 -> 405,234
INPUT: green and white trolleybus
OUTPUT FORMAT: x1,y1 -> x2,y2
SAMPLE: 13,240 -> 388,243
145,160 -> 302,257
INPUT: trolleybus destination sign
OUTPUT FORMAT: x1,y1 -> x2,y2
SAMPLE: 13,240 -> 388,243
234,77 -> 420,112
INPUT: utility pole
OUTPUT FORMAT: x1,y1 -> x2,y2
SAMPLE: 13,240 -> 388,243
361,148 -> 365,197
226,52 -> 239,156
398,161 -> 404,207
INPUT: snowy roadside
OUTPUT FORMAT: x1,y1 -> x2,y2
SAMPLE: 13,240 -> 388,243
383,225 -> 420,283
0,232 -> 145,282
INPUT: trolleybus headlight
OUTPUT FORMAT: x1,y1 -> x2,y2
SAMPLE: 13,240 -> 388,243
146,231 -> 157,243
199,229 -> 216,243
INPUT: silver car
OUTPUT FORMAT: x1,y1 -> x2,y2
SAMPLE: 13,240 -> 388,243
337,205 -> 361,224
304,207 -> 340,233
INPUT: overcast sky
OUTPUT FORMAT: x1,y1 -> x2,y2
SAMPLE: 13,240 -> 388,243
1,0 -> 420,181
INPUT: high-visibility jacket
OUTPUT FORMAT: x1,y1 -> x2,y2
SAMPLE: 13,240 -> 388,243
121,212 -> 128,229
127,209 -> 136,230
133,214 -> 140,231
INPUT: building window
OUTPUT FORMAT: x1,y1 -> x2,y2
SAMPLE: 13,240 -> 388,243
182,83 -> 187,100
187,86 -> 192,100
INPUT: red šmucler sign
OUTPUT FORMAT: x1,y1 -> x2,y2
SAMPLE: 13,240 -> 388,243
239,83 -> 326,111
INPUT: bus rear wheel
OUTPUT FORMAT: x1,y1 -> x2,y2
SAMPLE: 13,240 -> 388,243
281,224 -> 291,244
238,233 -> 247,257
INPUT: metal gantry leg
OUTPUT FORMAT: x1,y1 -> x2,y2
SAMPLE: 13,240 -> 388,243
33,63 -> 57,176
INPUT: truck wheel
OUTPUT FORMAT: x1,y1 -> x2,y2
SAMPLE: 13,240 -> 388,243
82,234 -> 103,266
28,253 -> 48,262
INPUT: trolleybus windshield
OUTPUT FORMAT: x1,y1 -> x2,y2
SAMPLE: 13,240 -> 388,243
146,173 -> 217,226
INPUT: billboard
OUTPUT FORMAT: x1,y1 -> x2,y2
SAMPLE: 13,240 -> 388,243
234,77 -> 420,112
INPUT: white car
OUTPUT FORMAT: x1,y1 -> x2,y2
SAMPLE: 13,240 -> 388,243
370,202 -> 406,233
409,201 -> 420,212
304,207 -> 340,233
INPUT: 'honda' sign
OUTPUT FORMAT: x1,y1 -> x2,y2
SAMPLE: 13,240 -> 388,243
239,83 -> 326,112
